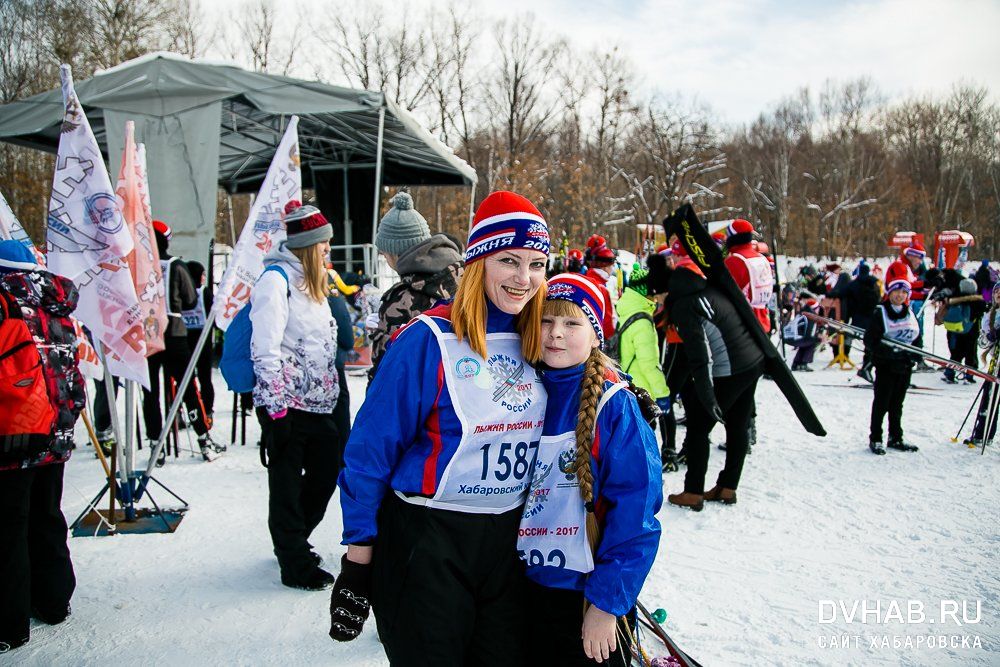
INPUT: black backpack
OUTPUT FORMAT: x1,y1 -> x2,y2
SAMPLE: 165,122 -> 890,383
606,311 -> 655,368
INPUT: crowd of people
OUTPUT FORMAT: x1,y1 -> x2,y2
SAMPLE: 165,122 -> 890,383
1,188 -> 998,664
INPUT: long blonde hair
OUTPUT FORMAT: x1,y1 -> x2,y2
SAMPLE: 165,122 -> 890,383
451,259 -> 545,363
289,243 -> 329,303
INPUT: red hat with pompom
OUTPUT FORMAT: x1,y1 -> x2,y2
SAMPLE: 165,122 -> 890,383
725,219 -> 755,248
585,234 -> 616,264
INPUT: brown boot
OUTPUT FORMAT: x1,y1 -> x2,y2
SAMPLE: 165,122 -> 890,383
704,485 -> 737,505
667,492 -> 704,512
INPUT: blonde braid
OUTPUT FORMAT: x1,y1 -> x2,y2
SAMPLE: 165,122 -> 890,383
574,347 -> 605,557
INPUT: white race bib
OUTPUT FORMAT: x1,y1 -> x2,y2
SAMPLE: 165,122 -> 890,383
404,315 -> 547,513
880,306 -> 919,344
517,382 -> 627,574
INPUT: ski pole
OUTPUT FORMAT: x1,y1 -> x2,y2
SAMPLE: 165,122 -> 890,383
951,382 -> 986,443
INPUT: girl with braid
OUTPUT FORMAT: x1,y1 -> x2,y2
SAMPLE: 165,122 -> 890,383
519,274 -> 662,666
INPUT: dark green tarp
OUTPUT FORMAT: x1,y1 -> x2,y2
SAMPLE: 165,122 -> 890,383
0,52 -> 475,262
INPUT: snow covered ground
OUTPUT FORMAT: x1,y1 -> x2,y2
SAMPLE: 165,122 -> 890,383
8,326 -> 1000,666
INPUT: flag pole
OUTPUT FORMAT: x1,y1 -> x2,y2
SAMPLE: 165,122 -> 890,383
136,308 -> 216,498
99,351 -> 135,519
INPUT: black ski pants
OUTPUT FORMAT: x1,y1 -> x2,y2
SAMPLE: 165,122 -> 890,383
525,580 -> 635,666
683,365 -> 762,494
946,331 -> 978,374
972,382 -> 998,442
142,335 -> 209,440
187,328 -> 216,416
92,376 -> 119,435
332,366 -> 350,466
257,408 -> 340,579
0,463 -> 75,645
371,493 -> 527,667
869,364 -> 912,443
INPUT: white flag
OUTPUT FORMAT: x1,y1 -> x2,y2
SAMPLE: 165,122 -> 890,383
116,122 -> 168,356
215,117 -> 301,331
0,190 -> 45,264
46,65 -> 149,387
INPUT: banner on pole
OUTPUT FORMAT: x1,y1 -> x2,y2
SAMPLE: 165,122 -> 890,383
46,65 -> 149,388
116,122 -> 167,356
215,117 -> 301,331
0,190 -> 46,264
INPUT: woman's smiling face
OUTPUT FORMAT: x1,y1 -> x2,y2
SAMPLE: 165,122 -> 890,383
483,249 -> 548,314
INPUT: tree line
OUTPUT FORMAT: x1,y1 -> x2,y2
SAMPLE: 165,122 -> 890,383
2,0 -> 998,260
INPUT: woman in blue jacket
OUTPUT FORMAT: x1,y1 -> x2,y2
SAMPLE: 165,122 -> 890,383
519,273 -> 662,666
331,191 -> 551,666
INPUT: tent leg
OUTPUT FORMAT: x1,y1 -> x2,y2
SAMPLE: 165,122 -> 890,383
343,166 -> 352,272
370,106 -> 386,249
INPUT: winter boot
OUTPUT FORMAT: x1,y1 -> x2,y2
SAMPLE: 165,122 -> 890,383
0,634 -> 29,654
964,374 -> 976,384
667,492 -> 704,512
32,603 -> 71,626
887,438 -> 919,452
661,448 -> 680,473
154,440 -> 166,467
198,434 -> 220,462
704,485 -> 737,505
869,440 -> 886,455
281,567 -> 335,591
856,362 -> 874,384
96,428 -> 115,458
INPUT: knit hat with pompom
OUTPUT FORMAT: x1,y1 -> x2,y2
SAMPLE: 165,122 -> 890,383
376,191 -> 431,257
284,200 -> 332,249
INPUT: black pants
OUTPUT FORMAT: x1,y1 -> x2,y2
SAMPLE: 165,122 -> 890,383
792,342 -> 816,366
142,336 -> 209,440
332,366 -> 351,466
371,493 -> 527,667
0,463 -> 75,644
946,331 -> 978,379
187,329 -> 215,416
257,408 -> 339,578
525,580 -> 634,666
869,364 -> 912,442
683,365 -> 762,494
92,377 -> 119,435
972,382 -> 998,442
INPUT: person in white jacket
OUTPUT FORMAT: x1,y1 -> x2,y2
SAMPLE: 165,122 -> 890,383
250,200 -> 341,591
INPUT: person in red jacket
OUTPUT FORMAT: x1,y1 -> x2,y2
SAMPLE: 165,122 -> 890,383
723,219 -> 774,333
583,234 -> 617,340
885,240 -> 928,301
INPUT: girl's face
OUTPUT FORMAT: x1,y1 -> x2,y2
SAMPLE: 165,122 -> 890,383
541,312 -> 599,368
888,288 -> 909,306
483,249 -> 547,315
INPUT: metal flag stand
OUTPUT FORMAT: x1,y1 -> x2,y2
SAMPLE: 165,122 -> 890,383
70,352 -> 188,537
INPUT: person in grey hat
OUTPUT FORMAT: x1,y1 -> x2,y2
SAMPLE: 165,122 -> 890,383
369,192 -> 464,382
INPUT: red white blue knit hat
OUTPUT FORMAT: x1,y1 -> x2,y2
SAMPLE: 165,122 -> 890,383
466,191 -> 549,263
724,219 -> 755,248
903,241 -> 926,260
886,278 -> 912,294
545,272 -> 607,343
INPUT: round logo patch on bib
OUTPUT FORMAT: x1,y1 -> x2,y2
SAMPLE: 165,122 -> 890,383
455,357 -> 480,379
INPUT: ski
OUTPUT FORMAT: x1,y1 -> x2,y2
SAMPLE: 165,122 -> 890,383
809,383 -> 942,394
663,204 -> 826,437
802,312 -> 999,384
636,600 -> 703,667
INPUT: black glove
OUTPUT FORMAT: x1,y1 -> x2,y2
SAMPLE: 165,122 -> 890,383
693,374 -> 726,425
329,555 -> 372,642
629,382 -> 662,426
923,268 -> 943,290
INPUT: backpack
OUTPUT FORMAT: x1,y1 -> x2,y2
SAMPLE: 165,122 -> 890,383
942,302 -> 973,334
783,313 -> 809,343
0,289 -> 56,463
606,311 -> 654,367
220,266 -> 289,394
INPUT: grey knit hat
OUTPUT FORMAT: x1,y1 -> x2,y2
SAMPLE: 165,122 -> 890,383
376,192 -> 431,256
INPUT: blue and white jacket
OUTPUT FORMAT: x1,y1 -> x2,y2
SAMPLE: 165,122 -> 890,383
521,363 -> 662,616
339,300 -> 546,544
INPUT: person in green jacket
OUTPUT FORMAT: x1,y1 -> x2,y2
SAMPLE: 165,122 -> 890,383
617,265 -> 670,413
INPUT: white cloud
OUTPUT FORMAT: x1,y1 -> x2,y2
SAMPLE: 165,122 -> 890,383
206,0 -> 1000,124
